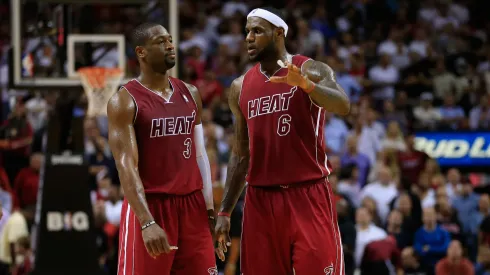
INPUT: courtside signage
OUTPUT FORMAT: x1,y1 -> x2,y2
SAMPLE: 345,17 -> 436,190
415,132 -> 490,166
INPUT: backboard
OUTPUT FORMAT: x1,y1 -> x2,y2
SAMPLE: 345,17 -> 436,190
9,0 -> 178,90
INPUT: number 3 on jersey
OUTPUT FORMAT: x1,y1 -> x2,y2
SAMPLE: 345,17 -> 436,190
277,114 -> 292,136
183,138 -> 192,159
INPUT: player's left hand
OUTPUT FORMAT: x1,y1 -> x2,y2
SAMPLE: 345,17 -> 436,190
269,60 -> 314,91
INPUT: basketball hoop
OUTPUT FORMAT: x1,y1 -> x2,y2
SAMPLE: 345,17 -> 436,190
78,67 -> 124,117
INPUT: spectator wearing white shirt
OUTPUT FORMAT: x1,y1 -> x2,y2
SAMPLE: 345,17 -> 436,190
361,165 -> 399,224
413,92 -> 442,130
377,29 -> 406,57
355,207 -> 387,267
381,121 -> 407,152
433,58 -> 457,102
25,92 -> 47,132
409,29 -> 430,58
368,54 -> 399,101
365,108 -> 386,141
439,95 -> 465,130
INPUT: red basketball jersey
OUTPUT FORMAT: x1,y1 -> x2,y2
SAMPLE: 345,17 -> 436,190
239,55 -> 331,187
122,78 -> 202,195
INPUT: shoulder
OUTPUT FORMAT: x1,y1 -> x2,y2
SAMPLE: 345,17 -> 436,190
229,75 -> 246,102
182,81 -> 200,100
107,87 -> 136,118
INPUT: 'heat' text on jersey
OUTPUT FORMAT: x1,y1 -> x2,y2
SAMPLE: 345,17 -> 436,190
247,87 -> 297,119
150,111 -> 195,138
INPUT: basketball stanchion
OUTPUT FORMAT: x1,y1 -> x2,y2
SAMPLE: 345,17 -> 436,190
32,67 -> 123,275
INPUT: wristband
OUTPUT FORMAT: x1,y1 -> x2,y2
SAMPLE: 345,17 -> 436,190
141,221 -> 156,230
303,81 -> 315,94
217,212 -> 231,218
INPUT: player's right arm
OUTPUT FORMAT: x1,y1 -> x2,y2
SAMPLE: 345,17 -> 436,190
215,76 -> 249,261
107,87 -> 173,257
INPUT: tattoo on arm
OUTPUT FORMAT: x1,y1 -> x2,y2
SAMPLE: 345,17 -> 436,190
304,60 -> 351,116
220,77 -> 249,213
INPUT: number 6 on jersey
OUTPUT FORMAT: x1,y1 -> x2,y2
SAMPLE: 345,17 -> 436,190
277,114 -> 292,136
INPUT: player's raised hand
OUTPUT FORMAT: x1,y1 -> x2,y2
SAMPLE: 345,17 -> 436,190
269,60 -> 314,91
141,223 -> 177,258
214,215 -> 231,261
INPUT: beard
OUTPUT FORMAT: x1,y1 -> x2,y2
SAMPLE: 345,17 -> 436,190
150,58 -> 175,74
249,39 -> 277,62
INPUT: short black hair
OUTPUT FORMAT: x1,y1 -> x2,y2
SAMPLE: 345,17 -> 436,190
131,22 -> 162,48
260,7 -> 286,21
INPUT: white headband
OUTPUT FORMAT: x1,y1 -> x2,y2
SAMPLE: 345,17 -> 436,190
247,8 -> 288,37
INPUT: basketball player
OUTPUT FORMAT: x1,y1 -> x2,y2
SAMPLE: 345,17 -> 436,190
107,23 -> 217,275
214,7 -> 350,275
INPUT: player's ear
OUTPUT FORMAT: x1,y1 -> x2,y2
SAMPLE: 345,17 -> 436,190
276,27 -> 285,38
135,46 -> 146,58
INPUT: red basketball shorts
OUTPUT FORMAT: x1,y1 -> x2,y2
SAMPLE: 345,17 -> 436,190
117,191 -> 217,275
241,178 -> 344,275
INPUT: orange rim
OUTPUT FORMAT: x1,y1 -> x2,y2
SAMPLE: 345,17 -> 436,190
78,67 -> 123,89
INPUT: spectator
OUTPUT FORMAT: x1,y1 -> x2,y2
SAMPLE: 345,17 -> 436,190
469,94 -> 490,130
324,112 -> 349,155
349,117 -> 380,166
354,207 -> 387,267
475,245 -> 490,275
414,207 -> 451,274
380,121 -> 406,152
439,95 -> 465,130
453,178 -> 480,235
335,58 -> 362,104
397,133 -> 429,187
435,194 -> 462,242
386,209 -> 412,250
401,247 -> 430,275
338,164 -> 362,208
368,53 -> 399,102
12,236 -> 33,275
0,209 -> 29,273
413,92 -> 442,130
445,168 -> 462,202
341,135 -> 371,186
13,153 -> 42,209
415,173 -> 436,209
435,240 -> 474,275
337,199 -> 356,275
361,165 -> 399,224
380,100 -> 408,133
0,99 -> 33,184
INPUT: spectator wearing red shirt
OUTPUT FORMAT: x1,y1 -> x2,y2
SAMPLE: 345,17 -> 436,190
397,133 -> 429,189
14,153 -> 42,209
0,99 -> 33,184
193,70 -> 224,107
435,240 -> 474,275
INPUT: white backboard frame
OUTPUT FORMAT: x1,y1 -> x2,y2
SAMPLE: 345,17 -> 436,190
66,34 -> 126,78
10,0 -> 179,88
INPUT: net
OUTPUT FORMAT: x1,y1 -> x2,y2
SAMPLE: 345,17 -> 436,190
78,67 -> 124,117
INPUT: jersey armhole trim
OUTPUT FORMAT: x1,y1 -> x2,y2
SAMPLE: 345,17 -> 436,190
183,82 -> 199,110
121,86 -> 138,124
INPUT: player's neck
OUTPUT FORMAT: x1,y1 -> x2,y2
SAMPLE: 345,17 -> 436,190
260,49 -> 289,76
138,70 -> 170,90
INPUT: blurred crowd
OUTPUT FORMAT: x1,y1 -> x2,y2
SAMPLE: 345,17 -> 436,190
1,0 -> 490,275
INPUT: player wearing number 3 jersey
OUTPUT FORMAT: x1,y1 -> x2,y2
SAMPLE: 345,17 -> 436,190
214,7 -> 350,275
108,23 -> 216,275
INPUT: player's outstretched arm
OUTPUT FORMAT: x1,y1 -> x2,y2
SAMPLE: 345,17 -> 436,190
215,76 -> 249,261
302,60 -> 350,116
270,60 -> 350,116
108,88 -> 174,257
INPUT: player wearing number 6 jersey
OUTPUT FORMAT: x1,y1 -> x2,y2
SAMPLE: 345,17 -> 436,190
214,7 -> 350,275
108,23 -> 217,275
